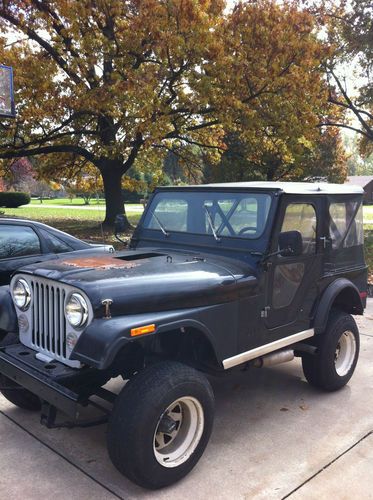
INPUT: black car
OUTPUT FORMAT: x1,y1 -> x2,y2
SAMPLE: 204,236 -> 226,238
0,182 -> 367,489
0,217 -> 113,286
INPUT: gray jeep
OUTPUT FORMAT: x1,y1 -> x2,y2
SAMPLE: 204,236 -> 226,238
0,181 -> 367,489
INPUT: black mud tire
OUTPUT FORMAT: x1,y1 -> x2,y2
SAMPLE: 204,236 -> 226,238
0,333 -> 41,411
107,361 -> 214,489
302,310 -> 360,392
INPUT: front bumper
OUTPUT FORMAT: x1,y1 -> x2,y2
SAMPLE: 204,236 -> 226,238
0,344 -> 82,417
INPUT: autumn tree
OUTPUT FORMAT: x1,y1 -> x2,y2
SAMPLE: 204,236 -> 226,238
0,0 -> 333,225
205,128 -> 347,184
3,157 -> 35,191
302,127 -> 347,182
0,165 -> 5,191
323,0 -> 373,149
345,135 -> 373,175
31,179 -> 55,203
65,164 -> 103,205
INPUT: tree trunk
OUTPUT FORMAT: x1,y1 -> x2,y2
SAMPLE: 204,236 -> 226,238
101,165 -> 131,228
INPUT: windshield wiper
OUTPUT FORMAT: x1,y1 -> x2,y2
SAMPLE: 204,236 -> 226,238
204,205 -> 221,242
149,210 -> 169,237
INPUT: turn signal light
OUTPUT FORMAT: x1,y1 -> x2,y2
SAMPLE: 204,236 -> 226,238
130,324 -> 156,337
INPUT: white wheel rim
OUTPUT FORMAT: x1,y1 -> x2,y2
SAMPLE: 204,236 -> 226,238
334,330 -> 356,377
153,396 -> 204,468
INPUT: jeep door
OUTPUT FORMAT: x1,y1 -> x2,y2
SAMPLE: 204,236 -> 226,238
264,196 -> 323,334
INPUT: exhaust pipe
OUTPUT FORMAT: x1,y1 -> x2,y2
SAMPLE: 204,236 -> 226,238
253,349 -> 294,368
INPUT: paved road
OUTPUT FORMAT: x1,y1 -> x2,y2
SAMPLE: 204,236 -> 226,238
0,302 -> 372,499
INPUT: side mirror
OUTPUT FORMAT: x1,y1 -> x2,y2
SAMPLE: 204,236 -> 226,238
114,214 -> 126,234
278,230 -> 303,257
114,214 -> 128,246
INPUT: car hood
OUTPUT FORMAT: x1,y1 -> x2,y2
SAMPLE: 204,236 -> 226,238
18,249 -> 258,316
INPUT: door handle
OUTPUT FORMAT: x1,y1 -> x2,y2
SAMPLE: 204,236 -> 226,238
320,237 -> 331,250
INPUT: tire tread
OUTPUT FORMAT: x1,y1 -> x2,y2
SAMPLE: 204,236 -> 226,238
302,309 -> 359,391
107,361 -> 214,489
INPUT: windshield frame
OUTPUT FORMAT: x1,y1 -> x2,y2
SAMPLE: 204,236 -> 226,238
135,186 -> 274,252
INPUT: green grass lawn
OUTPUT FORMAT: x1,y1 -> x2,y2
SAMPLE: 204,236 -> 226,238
0,204 -> 143,248
31,197 -> 107,206
364,205 -> 373,221
30,197 -> 144,210
3,206 -> 108,220
363,207 -> 373,282
2,205 -> 143,220
365,223 -> 373,283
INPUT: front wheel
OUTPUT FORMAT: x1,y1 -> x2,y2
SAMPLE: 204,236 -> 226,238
302,310 -> 360,392
107,361 -> 214,489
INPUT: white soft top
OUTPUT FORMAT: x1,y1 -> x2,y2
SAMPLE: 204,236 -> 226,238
196,181 -> 364,195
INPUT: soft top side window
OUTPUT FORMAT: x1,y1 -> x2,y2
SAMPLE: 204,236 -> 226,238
329,201 -> 363,250
280,203 -> 317,255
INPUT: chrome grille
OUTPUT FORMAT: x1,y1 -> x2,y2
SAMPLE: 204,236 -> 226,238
13,274 -> 90,368
30,279 -> 67,361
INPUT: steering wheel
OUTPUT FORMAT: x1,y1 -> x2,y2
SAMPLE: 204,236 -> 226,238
238,226 -> 257,236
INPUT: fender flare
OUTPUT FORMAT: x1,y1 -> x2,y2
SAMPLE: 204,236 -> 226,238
313,278 -> 363,334
72,312 -> 221,370
103,319 -> 219,370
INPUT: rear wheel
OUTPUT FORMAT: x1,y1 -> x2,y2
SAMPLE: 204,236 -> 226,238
0,333 -> 41,411
107,361 -> 214,489
302,310 -> 359,391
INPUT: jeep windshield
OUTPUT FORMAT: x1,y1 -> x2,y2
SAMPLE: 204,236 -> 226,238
142,191 -> 272,240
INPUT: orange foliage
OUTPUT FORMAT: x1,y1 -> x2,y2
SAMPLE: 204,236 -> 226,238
0,0 -> 338,221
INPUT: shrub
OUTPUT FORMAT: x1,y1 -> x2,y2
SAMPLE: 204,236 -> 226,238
0,192 -> 31,208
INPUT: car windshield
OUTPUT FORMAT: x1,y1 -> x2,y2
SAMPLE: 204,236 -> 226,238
142,191 -> 272,239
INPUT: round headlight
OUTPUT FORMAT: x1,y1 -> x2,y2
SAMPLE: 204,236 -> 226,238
65,293 -> 88,328
13,279 -> 31,310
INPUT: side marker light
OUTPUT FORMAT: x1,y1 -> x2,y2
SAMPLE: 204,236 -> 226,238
130,324 -> 156,337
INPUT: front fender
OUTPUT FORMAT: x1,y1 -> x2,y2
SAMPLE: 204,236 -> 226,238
0,285 -> 18,337
71,303 -> 235,370
313,278 -> 363,334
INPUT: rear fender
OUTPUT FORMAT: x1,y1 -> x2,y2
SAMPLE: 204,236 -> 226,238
313,278 -> 363,334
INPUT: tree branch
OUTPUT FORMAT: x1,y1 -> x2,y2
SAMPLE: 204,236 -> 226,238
0,8 -> 85,87
328,97 -> 373,121
184,120 -> 220,132
318,121 -> 373,140
167,135 -> 223,151
5,112 -> 99,151
0,145 -> 96,163
329,68 -> 373,138
122,132 -> 144,172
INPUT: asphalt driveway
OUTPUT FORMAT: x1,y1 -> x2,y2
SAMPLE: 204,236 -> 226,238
0,301 -> 372,499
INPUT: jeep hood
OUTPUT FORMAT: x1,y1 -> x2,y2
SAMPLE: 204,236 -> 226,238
17,249 -> 257,316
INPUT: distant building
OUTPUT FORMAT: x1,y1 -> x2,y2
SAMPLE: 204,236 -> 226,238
345,176 -> 373,204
